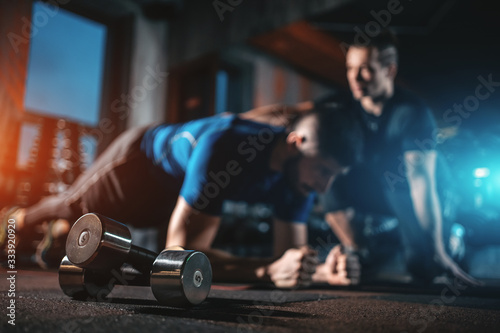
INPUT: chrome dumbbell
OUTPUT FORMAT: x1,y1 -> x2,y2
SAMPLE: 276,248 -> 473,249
60,213 -> 212,306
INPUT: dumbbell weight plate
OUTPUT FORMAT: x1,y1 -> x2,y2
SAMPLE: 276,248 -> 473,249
59,256 -> 114,300
66,213 -> 132,270
151,250 -> 212,306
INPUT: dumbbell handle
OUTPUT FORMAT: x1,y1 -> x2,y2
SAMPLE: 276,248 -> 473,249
102,265 -> 151,287
126,245 -> 158,274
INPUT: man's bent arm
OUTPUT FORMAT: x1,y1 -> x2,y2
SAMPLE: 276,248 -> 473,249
240,101 -> 314,127
312,210 -> 361,285
405,150 -> 481,285
325,208 -> 357,249
166,197 -> 312,285
166,196 -> 272,282
405,151 -> 440,235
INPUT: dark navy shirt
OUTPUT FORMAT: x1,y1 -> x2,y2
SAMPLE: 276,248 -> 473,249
322,88 -> 437,214
358,88 -> 437,177
140,114 -> 315,222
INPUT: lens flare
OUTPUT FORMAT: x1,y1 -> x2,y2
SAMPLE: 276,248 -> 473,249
473,167 -> 490,178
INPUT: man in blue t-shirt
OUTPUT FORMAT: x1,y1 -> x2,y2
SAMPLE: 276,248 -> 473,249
1,104 -> 363,288
317,32 -> 480,286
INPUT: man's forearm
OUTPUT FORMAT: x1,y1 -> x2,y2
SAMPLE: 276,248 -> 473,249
202,248 -> 274,283
405,152 -> 444,253
325,209 -> 358,249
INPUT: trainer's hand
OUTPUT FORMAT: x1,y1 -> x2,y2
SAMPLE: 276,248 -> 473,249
266,246 -> 318,288
313,245 -> 361,286
435,248 -> 484,286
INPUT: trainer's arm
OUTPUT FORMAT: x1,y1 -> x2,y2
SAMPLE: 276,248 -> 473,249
166,197 -> 314,286
405,150 -> 481,285
312,208 -> 361,285
240,101 -> 314,127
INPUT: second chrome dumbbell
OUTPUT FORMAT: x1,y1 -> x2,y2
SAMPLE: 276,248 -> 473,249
62,213 -> 212,306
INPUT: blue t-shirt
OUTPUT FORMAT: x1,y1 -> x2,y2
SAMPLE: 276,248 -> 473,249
140,114 -> 315,222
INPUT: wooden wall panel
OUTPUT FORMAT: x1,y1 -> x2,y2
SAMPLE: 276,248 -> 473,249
250,20 -> 348,88
168,0 -> 351,67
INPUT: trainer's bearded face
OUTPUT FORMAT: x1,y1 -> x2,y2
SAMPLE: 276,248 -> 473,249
283,153 -> 346,197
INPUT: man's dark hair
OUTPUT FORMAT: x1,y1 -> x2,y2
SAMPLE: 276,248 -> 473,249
350,29 -> 399,67
293,93 -> 363,167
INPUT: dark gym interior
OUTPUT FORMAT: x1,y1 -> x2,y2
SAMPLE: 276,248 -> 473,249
1,0 -> 500,332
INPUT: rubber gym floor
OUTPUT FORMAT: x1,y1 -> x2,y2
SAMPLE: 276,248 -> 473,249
1,268 -> 500,333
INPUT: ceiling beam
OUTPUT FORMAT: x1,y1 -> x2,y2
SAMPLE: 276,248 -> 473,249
249,20 -> 348,88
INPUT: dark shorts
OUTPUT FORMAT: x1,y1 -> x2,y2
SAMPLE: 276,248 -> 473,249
25,126 -> 181,230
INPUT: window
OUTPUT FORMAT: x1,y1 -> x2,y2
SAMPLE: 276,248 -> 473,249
24,1 -> 107,127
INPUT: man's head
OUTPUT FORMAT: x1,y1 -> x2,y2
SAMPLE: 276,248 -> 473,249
283,103 -> 363,196
346,31 -> 398,101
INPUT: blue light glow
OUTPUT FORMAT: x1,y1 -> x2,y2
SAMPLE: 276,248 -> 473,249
494,173 -> 500,187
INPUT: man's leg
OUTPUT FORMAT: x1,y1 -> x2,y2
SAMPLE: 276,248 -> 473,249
22,125 -> 151,230
3,125 -> 177,267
